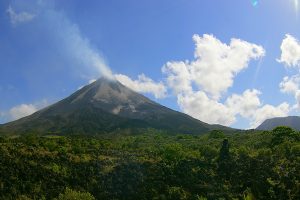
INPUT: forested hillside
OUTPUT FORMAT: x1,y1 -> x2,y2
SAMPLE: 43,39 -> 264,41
257,116 -> 300,131
0,127 -> 299,200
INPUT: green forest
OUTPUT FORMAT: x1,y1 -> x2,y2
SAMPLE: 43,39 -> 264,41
0,127 -> 299,200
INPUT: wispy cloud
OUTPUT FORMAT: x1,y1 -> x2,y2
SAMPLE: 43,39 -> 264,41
6,5 -> 35,25
7,1 -> 113,80
43,10 -> 114,79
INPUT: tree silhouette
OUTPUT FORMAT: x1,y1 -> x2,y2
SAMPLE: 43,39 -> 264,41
218,139 -> 232,180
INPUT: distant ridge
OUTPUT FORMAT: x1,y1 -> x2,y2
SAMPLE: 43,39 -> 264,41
0,78 -> 233,135
256,116 -> 300,131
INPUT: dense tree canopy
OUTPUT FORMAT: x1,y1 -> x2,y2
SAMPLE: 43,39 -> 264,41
0,127 -> 299,199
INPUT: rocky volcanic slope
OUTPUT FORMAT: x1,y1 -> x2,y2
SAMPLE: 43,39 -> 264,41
0,78 -> 232,135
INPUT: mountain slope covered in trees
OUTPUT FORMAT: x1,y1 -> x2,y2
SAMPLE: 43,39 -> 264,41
257,116 -> 300,131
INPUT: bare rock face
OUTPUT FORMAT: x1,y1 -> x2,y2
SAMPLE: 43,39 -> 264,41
0,77 -> 232,135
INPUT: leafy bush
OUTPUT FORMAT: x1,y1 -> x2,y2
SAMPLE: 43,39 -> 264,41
55,188 -> 95,200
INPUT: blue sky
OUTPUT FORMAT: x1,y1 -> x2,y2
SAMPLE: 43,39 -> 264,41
1,0 -> 300,129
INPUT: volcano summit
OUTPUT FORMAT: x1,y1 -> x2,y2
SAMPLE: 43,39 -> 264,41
0,78 -> 231,135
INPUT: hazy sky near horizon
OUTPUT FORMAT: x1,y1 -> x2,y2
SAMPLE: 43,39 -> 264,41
1,0 -> 300,129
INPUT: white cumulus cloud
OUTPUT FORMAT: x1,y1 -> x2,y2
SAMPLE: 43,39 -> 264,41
8,104 -> 38,120
250,103 -> 290,128
6,5 -> 35,25
1,99 -> 49,122
160,34 -> 281,128
225,90 -> 290,128
225,89 -> 261,118
177,91 -> 236,125
162,61 -> 193,95
191,35 -> 265,99
280,75 -> 300,94
163,34 -> 265,100
177,88 -> 290,128
115,74 -> 167,99
226,90 -> 290,128
278,35 -> 300,109
279,75 -> 300,109
277,34 -> 300,68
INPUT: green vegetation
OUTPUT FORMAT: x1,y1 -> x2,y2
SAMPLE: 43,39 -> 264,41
54,188 -> 95,200
0,126 -> 299,199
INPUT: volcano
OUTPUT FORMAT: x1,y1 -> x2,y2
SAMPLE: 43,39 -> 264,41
0,78 -> 232,135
